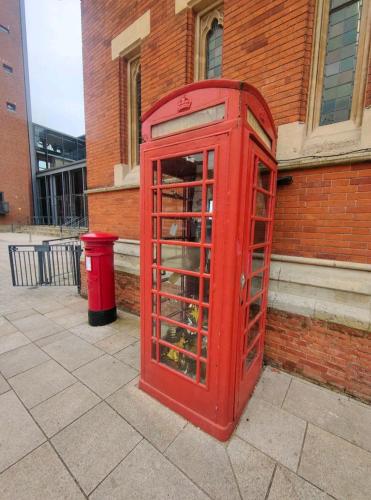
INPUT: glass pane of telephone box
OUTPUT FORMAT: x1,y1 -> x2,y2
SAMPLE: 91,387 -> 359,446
161,186 -> 203,213
257,161 -> 271,192
253,221 -> 268,246
159,343 -> 196,380
160,296 -> 199,329
160,271 -> 200,300
161,244 -> 200,272
160,217 -> 202,242
255,191 -> 269,218
161,153 -> 203,184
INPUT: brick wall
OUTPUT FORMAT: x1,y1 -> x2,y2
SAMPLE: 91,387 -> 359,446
81,1 -> 371,402
274,163 -> 371,264
0,0 -> 32,225
265,309 -> 371,402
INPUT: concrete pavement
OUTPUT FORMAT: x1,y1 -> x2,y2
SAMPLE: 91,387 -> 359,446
0,232 -> 370,499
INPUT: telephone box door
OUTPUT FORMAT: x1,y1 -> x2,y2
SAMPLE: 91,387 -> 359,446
235,141 -> 277,417
141,132 -> 232,427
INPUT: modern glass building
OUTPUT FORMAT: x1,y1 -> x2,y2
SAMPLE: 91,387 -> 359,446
32,124 -> 87,226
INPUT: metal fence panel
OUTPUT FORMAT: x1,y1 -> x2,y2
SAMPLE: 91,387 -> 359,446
8,239 -> 82,290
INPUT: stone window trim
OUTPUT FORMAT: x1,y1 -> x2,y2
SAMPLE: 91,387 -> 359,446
276,0 -> 371,167
127,54 -> 141,169
306,0 -> 371,136
194,2 -> 224,81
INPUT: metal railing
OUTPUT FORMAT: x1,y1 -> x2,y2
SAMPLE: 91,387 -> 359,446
8,236 -> 82,290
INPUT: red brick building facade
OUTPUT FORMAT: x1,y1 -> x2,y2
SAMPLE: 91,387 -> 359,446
0,0 -> 32,226
81,0 -> 371,401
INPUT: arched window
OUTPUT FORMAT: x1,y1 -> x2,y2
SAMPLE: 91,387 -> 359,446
205,18 -> 223,79
195,6 -> 224,81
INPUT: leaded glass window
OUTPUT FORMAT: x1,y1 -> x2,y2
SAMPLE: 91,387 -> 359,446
319,0 -> 363,126
205,19 -> 223,79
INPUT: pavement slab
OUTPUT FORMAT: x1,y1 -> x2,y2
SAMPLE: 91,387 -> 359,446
90,439 -> 208,500
268,466 -> 330,500
51,402 -> 142,494
41,332 -> 103,371
165,424 -> 241,500
253,365 -> 292,407
69,322 -> 117,344
30,382 -> 100,437
0,442 -> 85,500
0,331 -> 30,355
227,436 -> 276,500
0,315 -> 20,334
94,330 -> 138,354
236,396 -> 307,471
0,372 -> 10,394
0,342 -> 50,379
114,340 -> 140,370
299,424 -> 371,500
11,313 -> 64,341
73,354 -> 137,398
283,377 -> 371,453
107,379 -> 186,452
9,359 -> 76,408
0,391 -> 46,473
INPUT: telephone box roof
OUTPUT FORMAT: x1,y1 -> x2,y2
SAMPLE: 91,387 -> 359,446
141,79 -> 276,137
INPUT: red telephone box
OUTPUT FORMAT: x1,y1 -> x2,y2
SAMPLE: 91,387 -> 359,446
139,80 -> 277,441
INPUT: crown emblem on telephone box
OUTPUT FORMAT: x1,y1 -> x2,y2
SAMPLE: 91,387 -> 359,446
177,95 -> 192,112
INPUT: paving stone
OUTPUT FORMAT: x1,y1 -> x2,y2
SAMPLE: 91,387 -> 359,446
94,330 -> 138,354
0,442 -> 85,500
0,343 -> 49,378
299,424 -> 371,500
73,354 -> 137,398
253,366 -> 292,407
42,333 -> 103,371
5,308 -> 37,322
9,359 -> 76,408
0,315 -> 21,334
165,424 -> 241,500
31,382 -> 100,437
32,301 -> 65,314
45,308 -> 86,328
0,331 -> 30,355
236,396 -> 306,471
283,377 -> 371,452
51,402 -> 141,495
0,372 -> 10,394
227,436 -> 276,500
69,322 -> 117,344
111,315 -> 140,337
35,330 -> 70,347
268,466 -> 330,500
107,380 -> 186,451
11,314 -> 64,340
90,439 -> 208,500
0,391 -> 45,473
114,341 -> 140,370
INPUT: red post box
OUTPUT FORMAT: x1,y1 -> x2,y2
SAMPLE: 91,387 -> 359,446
80,232 -> 119,326
139,80 -> 277,441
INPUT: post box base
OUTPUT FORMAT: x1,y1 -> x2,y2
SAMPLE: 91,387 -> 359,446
88,307 -> 117,326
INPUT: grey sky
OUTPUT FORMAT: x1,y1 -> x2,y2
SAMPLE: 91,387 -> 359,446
24,0 -> 85,137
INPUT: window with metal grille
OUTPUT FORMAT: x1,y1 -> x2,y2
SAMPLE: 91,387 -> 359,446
205,19 -> 223,79
319,0 -> 363,126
